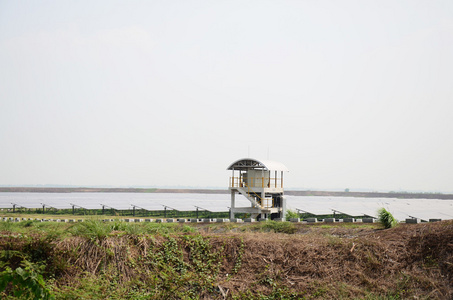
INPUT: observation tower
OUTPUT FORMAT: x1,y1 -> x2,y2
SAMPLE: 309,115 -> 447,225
227,158 -> 289,220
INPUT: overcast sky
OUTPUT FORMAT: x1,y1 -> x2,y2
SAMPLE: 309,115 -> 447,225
1,1 -> 453,192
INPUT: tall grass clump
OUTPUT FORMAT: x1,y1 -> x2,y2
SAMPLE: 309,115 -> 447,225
69,219 -> 112,240
0,221 -> 15,232
377,208 -> 398,229
260,221 -> 297,234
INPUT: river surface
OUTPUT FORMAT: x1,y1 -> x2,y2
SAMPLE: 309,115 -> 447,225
0,192 -> 452,221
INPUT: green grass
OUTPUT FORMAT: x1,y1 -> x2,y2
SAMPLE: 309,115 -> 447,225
0,220 -> 70,239
67,220 -> 200,240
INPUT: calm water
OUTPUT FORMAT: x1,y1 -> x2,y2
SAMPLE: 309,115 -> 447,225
1,192 -> 452,221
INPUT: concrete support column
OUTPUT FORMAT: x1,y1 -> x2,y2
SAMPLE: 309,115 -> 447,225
281,171 -> 283,188
281,195 -> 286,219
230,190 -> 235,219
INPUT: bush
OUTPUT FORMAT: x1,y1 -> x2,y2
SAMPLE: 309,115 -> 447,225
0,259 -> 54,299
261,221 -> 297,234
285,209 -> 299,220
377,208 -> 398,229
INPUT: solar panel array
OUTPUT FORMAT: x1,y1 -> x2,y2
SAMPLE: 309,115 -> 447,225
285,195 -> 453,221
1,192 -> 452,220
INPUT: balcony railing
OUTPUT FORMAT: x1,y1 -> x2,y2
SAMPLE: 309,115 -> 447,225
229,177 -> 283,188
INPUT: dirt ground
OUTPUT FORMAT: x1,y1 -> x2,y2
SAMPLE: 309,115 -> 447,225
209,221 -> 453,299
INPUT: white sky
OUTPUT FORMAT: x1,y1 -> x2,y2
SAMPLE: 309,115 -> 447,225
1,1 -> 453,192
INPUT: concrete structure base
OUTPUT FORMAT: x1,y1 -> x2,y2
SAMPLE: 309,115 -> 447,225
406,218 -> 420,224
216,219 -> 230,223
362,218 -> 376,223
231,218 -> 243,223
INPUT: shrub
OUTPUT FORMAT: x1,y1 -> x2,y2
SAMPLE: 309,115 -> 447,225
0,259 -> 54,299
261,221 -> 297,234
377,208 -> 397,229
285,209 -> 299,220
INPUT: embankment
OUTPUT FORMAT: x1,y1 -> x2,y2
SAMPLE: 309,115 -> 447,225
0,220 -> 452,299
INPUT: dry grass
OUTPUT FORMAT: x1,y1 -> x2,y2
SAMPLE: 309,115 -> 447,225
1,220 -> 452,299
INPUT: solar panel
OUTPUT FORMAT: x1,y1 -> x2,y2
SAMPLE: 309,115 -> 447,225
0,192 -> 452,220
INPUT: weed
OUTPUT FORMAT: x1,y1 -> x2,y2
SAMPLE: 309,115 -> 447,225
0,221 -> 14,232
231,286 -> 302,299
285,209 -> 299,219
32,222 -> 70,239
181,224 -> 197,233
232,238 -> 244,274
23,220 -> 33,227
423,255 -> 438,268
260,221 -> 297,234
69,219 -> 112,240
0,259 -> 54,299
327,235 -> 341,246
184,235 -> 223,285
111,221 -> 127,231
362,293 -> 402,299
160,237 -> 188,273
124,224 -> 144,235
144,222 -> 175,234
377,208 -> 398,229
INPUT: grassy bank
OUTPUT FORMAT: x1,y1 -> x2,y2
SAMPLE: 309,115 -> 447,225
0,219 -> 452,299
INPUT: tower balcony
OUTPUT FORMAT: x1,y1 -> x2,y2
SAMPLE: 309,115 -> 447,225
229,177 -> 284,189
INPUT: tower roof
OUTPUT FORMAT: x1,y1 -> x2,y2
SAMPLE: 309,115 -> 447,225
227,158 -> 289,172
